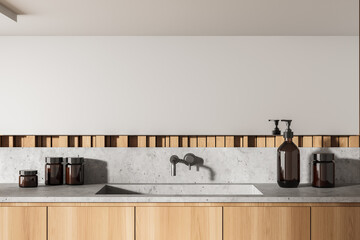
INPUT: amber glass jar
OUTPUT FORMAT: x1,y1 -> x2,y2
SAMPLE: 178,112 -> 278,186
65,157 -> 84,185
312,153 -> 335,188
19,170 -> 38,188
45,157 -> 63,185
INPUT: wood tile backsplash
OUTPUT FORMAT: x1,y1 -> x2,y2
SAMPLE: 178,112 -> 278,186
0,135 -> 359,148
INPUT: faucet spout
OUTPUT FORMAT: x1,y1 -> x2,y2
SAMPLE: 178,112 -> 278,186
170,155 -> 179,176
171,162 -> 176,176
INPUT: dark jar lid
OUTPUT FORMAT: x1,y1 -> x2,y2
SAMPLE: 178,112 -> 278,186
45,157 -> 63,164
313,153 -> 334,162
19,170 -> 38,176
65,157 -> 84,164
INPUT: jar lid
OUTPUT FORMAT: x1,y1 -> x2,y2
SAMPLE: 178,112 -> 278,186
45,157 -> 63,164
65,157 -> 84,164
19,170 -> 38,175
313,153 -> 334,162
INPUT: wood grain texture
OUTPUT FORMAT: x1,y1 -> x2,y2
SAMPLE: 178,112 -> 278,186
118,136 -> 128,147
59,136 -> 68,147
248,136 -> 256,147
180,136 -> 189,147
8,136 -> 14,147
170,136 -> 179,147
275,136 -> 283,147
48,207 -> 134,240
311,207 -> 360,240
256,136 -> 266,147
302,136 -> 313,147
41,136 -> 52,147
207,136 -> 216,147
51,136 -> 59,147
137,136 -> 147,147
198,136 -> 206,147
0,135 -> 359,148
22,136 -> 36,147
266,136 -> 275,147
243,136 -> 249,147
189,136 -> 197,147
165,136 -> 170,147
215,136 -> 225,147
14,136 -> 24,147
313,136 -> 323,147
339,136 -> 349,147
68,136 -> 80,147
331,136 -> 339,147
128,136 -> 138,147
348,136 -> 359,147
323,136 -> 331,147
225,136 -> 234,147
94,136 -> 105,147
148,136 -> 156,147
156,136 -> 166,147
81,136 -> 92,147
136,207 -> 222,240
0,207 -> 46,240
0,136 -> 14,147
234,136 -> 242,147
293,136 -> 300,146
224,207 -> 310,240
2,202 -> 360,208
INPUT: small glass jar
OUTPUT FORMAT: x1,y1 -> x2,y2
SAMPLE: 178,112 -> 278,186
312,153 -> 335,188
19,170 -> 38,188
45,157 -> 63,185
65,157 -> 84,185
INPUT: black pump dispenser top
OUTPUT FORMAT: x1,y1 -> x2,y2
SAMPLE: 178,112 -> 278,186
268,119 -> 281,135
281,119 -> 294,139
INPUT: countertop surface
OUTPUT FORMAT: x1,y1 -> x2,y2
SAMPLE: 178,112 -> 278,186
0,183 -> 360,203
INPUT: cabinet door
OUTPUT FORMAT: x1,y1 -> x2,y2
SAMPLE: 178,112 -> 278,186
312,207 -> 360,240
224,207 -> 310,240
48,207 -> 134,240
0,207 -> 46,240
136,207 -> 222,240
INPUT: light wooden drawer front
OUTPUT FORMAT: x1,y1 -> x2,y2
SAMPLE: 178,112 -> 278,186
48,207 -> 134,240
224,207 -> 310,240
311,207 -> 360,240
136,207 -> 222,240
0,207 -> 46,240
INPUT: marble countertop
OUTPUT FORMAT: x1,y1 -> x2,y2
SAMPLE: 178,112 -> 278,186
0,183 -> 360,203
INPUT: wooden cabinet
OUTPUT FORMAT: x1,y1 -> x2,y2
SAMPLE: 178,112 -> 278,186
311,207 -> 360,240
48,207 -> 134,240
136,207 -> 222,240
224,207 -> 310,240
0,207 -> 46,240
1,204 -> 359,240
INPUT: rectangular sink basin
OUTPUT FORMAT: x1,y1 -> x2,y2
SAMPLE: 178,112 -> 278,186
96,184 -> 263,196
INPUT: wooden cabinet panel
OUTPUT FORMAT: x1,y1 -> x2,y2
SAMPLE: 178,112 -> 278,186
136,207 -> 222,240
311,207 -> 360,240
224,207 -> 310,240
0,207 -> 46,240
48,207 -> 134,240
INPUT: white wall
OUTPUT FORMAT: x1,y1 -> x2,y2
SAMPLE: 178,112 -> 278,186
0,36 -> 358,135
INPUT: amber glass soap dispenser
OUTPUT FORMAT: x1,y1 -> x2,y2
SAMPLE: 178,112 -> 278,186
277,120 -> 300,188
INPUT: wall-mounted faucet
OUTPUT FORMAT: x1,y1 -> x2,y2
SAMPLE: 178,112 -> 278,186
170,153 -> 204,176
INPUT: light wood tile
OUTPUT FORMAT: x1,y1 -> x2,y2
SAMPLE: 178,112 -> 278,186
207,136 -> 216,147
225,136 -> 235,147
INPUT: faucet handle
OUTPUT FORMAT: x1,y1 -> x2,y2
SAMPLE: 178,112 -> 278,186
184,153 -> 195,164
170,155 -> 179,163
184,153 -> 196,171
